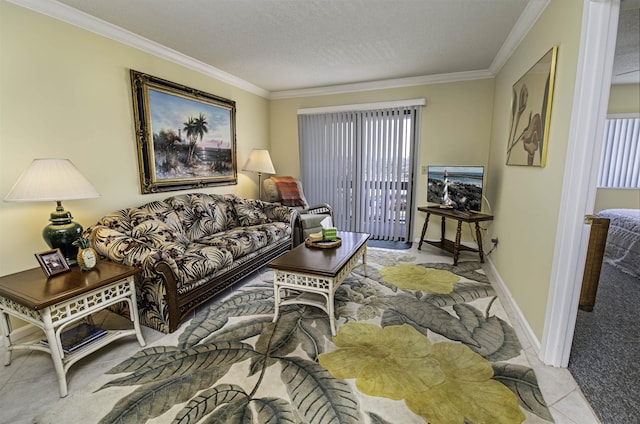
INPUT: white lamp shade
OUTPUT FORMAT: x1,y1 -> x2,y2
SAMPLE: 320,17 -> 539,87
4,158 -> 101,202
242,149 -> 276,174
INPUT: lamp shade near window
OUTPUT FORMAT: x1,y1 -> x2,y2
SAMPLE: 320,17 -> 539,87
242,149 -> 275,200
4,158 -> 100,266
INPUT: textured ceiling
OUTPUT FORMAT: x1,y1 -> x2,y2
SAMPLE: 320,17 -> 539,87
51,0 -> 530,92
613,3 -> 640,85
18,0 -> 640,92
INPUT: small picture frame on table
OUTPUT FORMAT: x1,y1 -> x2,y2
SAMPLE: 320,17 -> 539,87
35,248 -> 71,278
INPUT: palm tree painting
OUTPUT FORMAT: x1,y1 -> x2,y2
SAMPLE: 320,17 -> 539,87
506,46 -> 558,167
130,70 -> 237,193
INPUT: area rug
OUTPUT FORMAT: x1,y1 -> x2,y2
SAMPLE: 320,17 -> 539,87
36,247 -> 554,424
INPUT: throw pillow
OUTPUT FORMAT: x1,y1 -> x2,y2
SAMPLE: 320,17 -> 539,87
271,176 -> 307,207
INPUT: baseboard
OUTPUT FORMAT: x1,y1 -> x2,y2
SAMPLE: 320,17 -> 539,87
0,324 -> 39,348
483,257 -> 541,353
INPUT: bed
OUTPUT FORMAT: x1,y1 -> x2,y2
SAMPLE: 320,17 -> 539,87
596,208 -> 640,278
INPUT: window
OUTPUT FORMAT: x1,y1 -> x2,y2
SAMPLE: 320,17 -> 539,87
597,117 -> 640,188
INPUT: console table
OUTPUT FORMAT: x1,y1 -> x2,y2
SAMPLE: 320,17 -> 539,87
0,261 -> 146,397
417,206 -> 494,266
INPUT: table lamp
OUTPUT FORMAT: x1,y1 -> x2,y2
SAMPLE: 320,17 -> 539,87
242,149 -> 275,200
4,158 -> 101,265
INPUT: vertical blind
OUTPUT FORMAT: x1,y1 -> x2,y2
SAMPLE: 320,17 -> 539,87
597,117 -> 640,188
298,104 -> 422,241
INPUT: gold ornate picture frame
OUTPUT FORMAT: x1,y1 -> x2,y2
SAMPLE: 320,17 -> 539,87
130,70 -> 237,193
506,46 -> 558,167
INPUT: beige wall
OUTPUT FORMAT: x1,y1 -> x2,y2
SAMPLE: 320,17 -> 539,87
270,80 -> 496,242
1,0 -> 592,345
594,83 -> 640,212
487,0 -> 583,339
607,84 -> 640,115
0,3 -> 270,276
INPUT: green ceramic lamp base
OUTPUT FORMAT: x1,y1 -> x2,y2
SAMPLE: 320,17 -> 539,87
42,201 -> 83,266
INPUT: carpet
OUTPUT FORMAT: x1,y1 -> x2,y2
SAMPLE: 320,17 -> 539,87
569,262 -> 640,424
36,247 -> 554,424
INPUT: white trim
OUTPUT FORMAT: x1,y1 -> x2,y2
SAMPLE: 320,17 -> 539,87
6,0 -> 270,98
272,71 -> 493,100
606,113 -> 640,119
490,0 -> 551,75
297,99 -> 426,115
483,258 -> 541,352
0,324 -> 40,348
540,0 -> 619,367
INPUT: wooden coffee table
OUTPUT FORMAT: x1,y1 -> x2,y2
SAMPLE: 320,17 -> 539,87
267,231 -> 369,335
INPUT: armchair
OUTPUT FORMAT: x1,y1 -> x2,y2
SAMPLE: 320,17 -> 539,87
263,176 -> 333,245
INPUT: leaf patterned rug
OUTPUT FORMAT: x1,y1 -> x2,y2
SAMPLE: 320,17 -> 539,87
36,247 -> 554,424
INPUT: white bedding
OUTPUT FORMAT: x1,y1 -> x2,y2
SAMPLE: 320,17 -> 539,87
596,208 -> 640,277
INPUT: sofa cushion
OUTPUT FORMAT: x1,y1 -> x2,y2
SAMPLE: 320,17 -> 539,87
175,244 -> 234,293
197,222 -> 290,259
233,198 -> 268,226
165,193 -> 231,239
130,220 -> 189,252
95,201 -> 183,235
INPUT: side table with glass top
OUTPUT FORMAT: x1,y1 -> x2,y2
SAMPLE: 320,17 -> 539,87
0,261 -> 146,397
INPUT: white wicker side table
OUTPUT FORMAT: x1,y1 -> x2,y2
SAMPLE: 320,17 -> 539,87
0,261 -> 146,397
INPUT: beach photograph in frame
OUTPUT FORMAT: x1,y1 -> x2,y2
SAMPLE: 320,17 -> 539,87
130,70 -> 237,193
506,46 -> 558,167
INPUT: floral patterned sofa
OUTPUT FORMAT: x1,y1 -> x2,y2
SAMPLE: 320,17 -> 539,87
85,193 -> 296,333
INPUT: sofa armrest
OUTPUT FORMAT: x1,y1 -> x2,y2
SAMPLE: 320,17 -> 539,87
261,201 -> 297,224
86,226 -> 180,276
305,203 -> 333,217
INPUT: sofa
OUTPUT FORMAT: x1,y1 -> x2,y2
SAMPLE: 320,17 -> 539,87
85,193 -> 297,333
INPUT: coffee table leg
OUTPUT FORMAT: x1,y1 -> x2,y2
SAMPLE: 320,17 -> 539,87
363,246 -> 367,277
272,274 -> 281,323
0,311 -> 12,365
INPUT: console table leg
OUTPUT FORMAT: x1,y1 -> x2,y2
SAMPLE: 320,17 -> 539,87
418,213 -> 431,250
475,222 -> 485,263
453,221 -> 463,266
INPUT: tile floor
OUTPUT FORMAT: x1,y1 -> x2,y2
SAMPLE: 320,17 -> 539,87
0,250 -> 602,424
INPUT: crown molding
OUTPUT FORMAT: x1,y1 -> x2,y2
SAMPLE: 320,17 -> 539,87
269,70 -> 494,99
490,0 -> 551,75
8,0 -> 543,100
6,0 -> 270,98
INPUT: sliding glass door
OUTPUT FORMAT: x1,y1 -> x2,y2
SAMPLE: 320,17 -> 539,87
299,104 -> 422,241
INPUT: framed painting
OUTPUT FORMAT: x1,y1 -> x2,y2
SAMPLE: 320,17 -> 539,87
506,46 -> 558,167
130,70 -> 237,193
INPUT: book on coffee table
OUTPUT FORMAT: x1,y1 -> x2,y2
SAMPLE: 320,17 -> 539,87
41,323 -> 107,354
